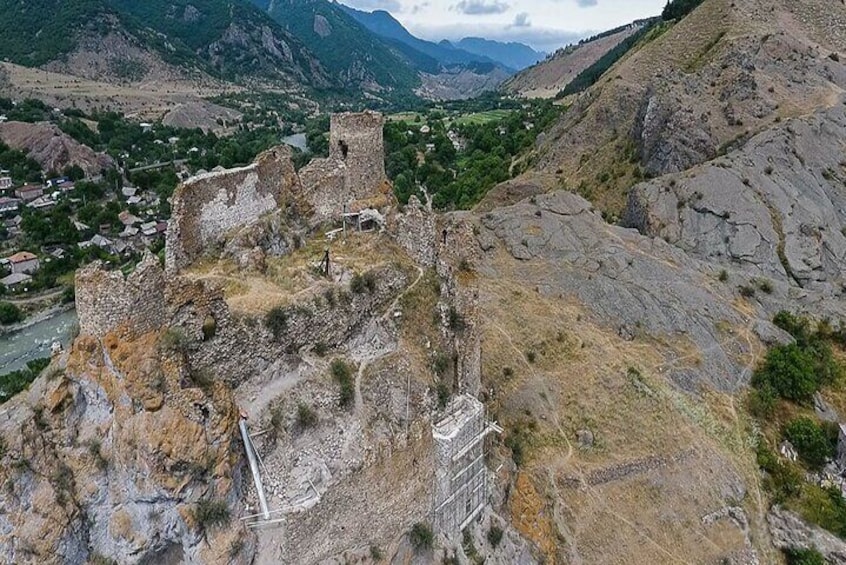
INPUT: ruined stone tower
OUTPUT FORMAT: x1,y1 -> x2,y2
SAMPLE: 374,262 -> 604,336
329,111 -> 386,200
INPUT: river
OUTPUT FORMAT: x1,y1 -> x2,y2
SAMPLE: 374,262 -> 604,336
0,309 -> 78,374
281,133 -> 308,151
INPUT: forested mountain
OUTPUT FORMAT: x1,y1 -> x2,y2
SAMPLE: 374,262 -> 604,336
0,0 -> 329,87
249,0 -> 423,96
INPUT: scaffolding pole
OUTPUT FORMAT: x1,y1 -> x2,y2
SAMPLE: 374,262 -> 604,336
240,418 -> 270,520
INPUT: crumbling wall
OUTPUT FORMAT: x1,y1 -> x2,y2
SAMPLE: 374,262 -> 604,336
395,195 -> 437,267
75,252 -> 167,339
282,428 -> 434,563
165,146 -> 304,273
297,157 -> 347,223
329,111 -> 386,199
437,213 -> 484,396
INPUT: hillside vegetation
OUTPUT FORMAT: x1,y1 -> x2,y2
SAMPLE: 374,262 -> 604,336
0,0 -> 327,87
251,0 -> 422,99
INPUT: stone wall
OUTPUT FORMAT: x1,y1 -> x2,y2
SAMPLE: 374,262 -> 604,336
297,156 -> 347,224
329,111 -> 386,199
299,111 -> 392,226
165,146 -> 304,273
75,252 -> 167,339
395,195 -> 437,267
437,213 -> 484,396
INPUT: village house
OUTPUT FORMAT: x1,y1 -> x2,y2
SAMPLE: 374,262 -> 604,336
7,251 -> 39,274
15,184 -> 43,202
28,195 -> 55,210
0,175 -> 12,191
0,197 -> 20,214
4,215 -> 22,237
0,272 -> 31,289
119,211 -> 142,226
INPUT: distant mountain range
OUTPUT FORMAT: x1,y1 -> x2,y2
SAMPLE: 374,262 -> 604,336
338,4 -> 546,72
0,0 -> 544,102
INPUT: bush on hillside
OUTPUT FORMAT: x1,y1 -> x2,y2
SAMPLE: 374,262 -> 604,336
751,344 -> 819,403
783,417 -> 835,470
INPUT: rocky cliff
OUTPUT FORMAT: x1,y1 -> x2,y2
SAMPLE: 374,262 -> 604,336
516,0 -> 846,215
0,121 -> 115,178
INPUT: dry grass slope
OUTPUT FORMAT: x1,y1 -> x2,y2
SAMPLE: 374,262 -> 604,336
513,0 -> 846,216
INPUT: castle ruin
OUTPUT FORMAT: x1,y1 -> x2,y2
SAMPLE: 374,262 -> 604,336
299,111 -> 392,224
73,111 -> 495,563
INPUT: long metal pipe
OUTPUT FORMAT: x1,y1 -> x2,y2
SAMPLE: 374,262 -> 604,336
239,418 -> 270,520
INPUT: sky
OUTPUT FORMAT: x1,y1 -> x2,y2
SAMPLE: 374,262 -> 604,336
337,0 -> 668,53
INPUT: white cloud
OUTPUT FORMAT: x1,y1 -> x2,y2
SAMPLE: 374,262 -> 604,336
336,0 -> 667,51
452,0 -> 510,15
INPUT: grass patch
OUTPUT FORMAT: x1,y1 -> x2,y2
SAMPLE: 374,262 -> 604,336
264,306 -> 288,340
409,522 -> 433,551
194,499 -> 231,533
297,403 -> 318,428
331,359 -> 355,408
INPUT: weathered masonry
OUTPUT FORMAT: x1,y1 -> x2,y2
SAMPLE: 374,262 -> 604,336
432,395 -> 501,535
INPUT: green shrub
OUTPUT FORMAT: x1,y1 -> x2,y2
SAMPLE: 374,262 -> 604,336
752,344 -> 819,404
739,285 -> 756,298
748,385 -> 777,418
718,269 -> 729,282
350,271 -> 377,294
0,357 -> 50,404
331,359 -> 355,408
436,382 -> 451,409
0,302 -> 24,325
784,417 -> 835,470
369,545 -> 384,561
487,525 -> 504,548
190,368 -> 215,392
758,279 -> 773,294
194,499 -> 231,532
433,351 -> 451,377
202,316 -> 217,341
447,306 -> 466,331
409,522 -> 433,551
756,443 -> 802,503
795,484 -> 846,539
159,327 -> 189,355
297,403 -> 317,428
264,306 -> 288,340
86,439 -> 108,471
313,342 -> 328,357
783,547 -> 826,565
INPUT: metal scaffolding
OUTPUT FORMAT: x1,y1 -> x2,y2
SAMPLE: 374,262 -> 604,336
432,395 -> 502,535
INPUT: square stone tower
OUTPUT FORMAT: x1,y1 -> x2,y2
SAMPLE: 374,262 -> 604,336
329,111 -> 386,200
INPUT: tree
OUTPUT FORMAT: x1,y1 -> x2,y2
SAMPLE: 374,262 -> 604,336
0,302 -> 24,325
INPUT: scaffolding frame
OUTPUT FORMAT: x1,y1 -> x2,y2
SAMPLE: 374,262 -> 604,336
431,395 -> 502,536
